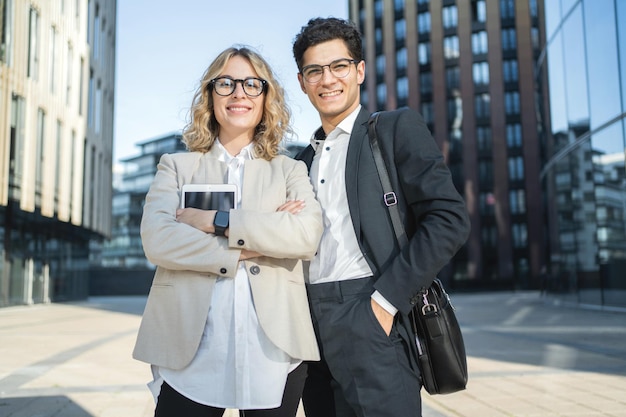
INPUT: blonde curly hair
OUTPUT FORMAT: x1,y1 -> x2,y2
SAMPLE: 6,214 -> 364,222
182,46 -> 293,160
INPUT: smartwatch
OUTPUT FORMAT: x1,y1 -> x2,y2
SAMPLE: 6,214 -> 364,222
213,211 -> 230,237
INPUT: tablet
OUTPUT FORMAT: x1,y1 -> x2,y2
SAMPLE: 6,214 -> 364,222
181,184 -> 238,210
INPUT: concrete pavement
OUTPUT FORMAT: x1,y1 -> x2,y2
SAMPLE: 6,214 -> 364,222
0,291 -> 625,417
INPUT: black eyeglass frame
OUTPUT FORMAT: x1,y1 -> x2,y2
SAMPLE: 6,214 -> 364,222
208,76 -> 268,97
300,58 -> 359,83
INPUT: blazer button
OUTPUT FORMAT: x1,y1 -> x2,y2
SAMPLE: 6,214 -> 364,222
237,239 -> 245,246
220,268 -> 227,274
409,295 -> 419,305
250,265 -> 260,275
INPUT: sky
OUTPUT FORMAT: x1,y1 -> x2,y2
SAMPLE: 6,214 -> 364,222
113,0 -> 348,163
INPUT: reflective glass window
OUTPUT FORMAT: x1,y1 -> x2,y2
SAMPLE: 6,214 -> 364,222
584,0 -> 622,131
418,12 -> 431,34
444,36 -> 459,59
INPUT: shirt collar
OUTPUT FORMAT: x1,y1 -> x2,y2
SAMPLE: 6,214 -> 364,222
310,105 -> 362,151
215,139 -> 255,163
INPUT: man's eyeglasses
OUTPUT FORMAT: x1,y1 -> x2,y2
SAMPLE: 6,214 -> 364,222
301,59 -> 358,84
209,77 -> 267,97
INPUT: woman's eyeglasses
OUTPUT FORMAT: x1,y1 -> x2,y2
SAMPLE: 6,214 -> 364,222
300,58 -> 358,84
209,77 -> 267,97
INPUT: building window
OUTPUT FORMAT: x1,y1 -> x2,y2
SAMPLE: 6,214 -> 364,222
479,192 -> 496,215
377,83 -> 387,107
510,189 -> 526,214
512,223 -> 528,248
376,54 -> 386,75
93,5 -> 101,62
88,71 -> 94,128
49,26 -> 57,93
442,5 -> 458,29
375,27 -> 382,52
473,61 -> 490,86
418,0 -> 429,4
1,0 -> 13,64
503,59 -> 518,83
421,71 -> 433,94
36,108 -> 46,191
505,91 -> 520,115
418,12 -> 431,34
443,36 -> 459,59
446,66 -> 460,90
479,161 -> 494,188
475,93 -> 491,118
530,27 -> 540,50
421,101 -> 434,124
419,42 -> 431,65
28,7 -> 40,79
66,43 -> 73,105
472,31 -> 488,55
395,19 -> 406,42
471,0 -> 486,23
502,28 -> 517,51
482,225 -> 497,247
500,0 -> 515,20
79,57 -> 85,115
95,82 -> 102,134
397,76 -> 409,101
55,120 -> 62,197
529,0 -> 538,18
9,94 -> 26,186
506,123 -> 522,148
375,0 -> 383,19
397,47 -> 407,71
394,0 -> 403,12
477,126 -> 492,152
508,156 -> 524,181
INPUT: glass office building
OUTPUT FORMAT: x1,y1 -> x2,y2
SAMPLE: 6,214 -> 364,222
0,1 -> 116,306
351,0 -> 547,289
539,0 -> 626,309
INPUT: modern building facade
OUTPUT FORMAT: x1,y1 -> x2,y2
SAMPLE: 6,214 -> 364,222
0,0 -> 116,306
350,0 -> 546,289
539,0 -> 626,309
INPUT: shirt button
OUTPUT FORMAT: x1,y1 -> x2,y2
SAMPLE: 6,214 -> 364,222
220,268 -> 227,274
250,265 -> 261,275
320,179 -> 325,184
326,146 -> 330,151
237,239 -> 245,246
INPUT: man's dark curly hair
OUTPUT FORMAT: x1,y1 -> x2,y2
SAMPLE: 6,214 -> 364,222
292,17 -> 363,71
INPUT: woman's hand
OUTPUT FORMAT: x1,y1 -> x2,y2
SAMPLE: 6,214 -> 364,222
276,199 -> 305,214
176,208 -> 215,233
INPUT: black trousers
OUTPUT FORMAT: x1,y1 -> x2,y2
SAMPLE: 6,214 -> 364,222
302,278 -> 422,417
154,363 -> 307,417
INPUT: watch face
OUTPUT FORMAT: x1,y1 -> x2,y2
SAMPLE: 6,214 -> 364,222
215,211 -> 229,227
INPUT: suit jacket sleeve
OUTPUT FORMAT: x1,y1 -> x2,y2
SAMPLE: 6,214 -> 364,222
228,158 -> 323,260
140,153 -> 241,277
372,108 -> 470,315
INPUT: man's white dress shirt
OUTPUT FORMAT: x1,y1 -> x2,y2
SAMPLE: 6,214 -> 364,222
308,106 -> 397,316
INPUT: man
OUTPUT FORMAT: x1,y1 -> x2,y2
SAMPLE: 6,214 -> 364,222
292,17 -> 471,417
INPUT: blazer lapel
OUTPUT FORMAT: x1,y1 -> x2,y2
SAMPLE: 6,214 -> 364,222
345,108 -> 370,237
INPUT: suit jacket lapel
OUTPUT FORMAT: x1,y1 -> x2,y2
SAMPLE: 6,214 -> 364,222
345,108 -> 370,238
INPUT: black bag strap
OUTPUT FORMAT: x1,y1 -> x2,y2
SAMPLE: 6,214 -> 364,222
367,112 -> 409,249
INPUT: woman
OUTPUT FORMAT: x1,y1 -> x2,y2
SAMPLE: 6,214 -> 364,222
132,46 -> 323,417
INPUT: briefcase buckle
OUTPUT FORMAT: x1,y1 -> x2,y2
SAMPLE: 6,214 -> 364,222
384,192 -> 397,207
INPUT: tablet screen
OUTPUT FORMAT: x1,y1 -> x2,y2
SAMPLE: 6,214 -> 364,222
181,184 -> 238,210
183,190 -> 235,210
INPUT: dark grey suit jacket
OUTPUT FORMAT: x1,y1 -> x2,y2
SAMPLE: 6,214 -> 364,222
297,107 -> 470,316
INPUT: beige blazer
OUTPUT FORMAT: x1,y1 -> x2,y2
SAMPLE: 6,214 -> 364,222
132,146 -> 323,370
